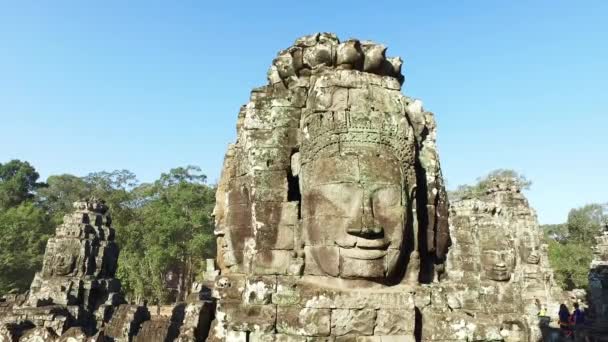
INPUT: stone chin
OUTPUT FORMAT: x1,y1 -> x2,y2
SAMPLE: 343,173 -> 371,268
310,247 -> 403,280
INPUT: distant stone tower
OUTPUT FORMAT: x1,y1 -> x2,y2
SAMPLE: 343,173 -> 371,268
0,199 -> 127,340
442,178 -> 563,341
1,199 -> 214,341
27,199 -> 121,311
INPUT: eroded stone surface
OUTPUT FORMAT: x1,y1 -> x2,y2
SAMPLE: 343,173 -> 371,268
209,32 -> 450,341
433,178 -> 564,341
0,200 -> 129,340
587,225 -> 608,337
0,200 -> 216,341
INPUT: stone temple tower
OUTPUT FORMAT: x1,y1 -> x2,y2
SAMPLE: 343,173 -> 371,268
27,199 -> 121,311
0,199 -> 124,340
210,32 -> 450,341
208,33 -> 563,342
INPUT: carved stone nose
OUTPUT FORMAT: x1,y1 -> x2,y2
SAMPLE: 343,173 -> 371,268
347,226 -> 384,238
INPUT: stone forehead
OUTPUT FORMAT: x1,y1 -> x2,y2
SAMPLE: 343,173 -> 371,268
302,153 -> 402,186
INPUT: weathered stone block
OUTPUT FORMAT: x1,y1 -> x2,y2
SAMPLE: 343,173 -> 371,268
227,330 -> 247,342
374,309 -> 414,335
250,333 -> 308,342
277,307 -> 331,336
104,304 -> 150,342
330,309 -> 375,336
133,319 -> 178,342
304,246 -> 339,277
339,257 -> 384,279
221,303 -> 277,333
243,276 -> 277,305
214,275 -> 246,304
280,202 -> 299,226
253,250 -> 292,275
273,277 -> 301,306
378,336 -> 415,342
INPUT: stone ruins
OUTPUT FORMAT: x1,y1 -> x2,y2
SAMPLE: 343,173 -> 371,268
587,224 -> 608,337
0,33 -> 603,341
207,33 -> 564,341
442,178 -> 563,341
0,200 -> 214,341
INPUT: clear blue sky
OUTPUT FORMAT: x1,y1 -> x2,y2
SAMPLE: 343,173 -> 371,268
1,1 -> 606,224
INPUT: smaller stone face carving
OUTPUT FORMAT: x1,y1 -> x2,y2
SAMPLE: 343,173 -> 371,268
51,254 -> 76,276
481,248 -> 515,281
29,199 -> 122,310
42,239 -> 82,277
526,250 -> 540,264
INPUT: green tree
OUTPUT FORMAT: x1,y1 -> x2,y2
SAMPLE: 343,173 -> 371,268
0,200 -> 53,293
83,169 -> 138,227
545,203 -> 607,290
37,174 -> 90,226
116,166 -> 215,304
566,203 -> 607,245
0,160 -> 52,294
547,240 -> 593,289
0,160 -> 45,210
541,223 -> 569,242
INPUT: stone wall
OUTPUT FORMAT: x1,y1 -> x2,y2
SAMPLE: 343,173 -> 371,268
587,226 -> 608,337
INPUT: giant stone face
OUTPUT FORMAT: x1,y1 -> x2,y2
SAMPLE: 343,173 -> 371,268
213,32 -> 450,285
301,152 -> 407,279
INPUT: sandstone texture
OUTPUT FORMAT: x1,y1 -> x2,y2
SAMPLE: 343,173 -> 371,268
434,178 -> 564,341
587,226 -> 608,339
207,33 -> 573,342
0,200 -> 214,341
0,33 -> 584,341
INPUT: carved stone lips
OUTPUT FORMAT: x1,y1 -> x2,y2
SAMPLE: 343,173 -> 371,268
356,238 -> 389,249
338,238 -> 390,260
340,247 -> 387,260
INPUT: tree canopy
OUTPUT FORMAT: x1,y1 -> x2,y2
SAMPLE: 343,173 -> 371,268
0,160 -> 216,302
543,203 -> 607,289
0,160 -> 45,210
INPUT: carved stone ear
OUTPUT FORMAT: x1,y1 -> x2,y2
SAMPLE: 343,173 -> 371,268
290,152 -> 301,177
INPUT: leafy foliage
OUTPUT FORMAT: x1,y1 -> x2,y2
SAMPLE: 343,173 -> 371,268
541,223 -> 569,242
547,240 -> 593,290
0,160 -> 216,302
449,169 -> 532,201
0,160 -> 45,210
117,166 -> 216,303
0,202 -> 53,293
545,203 -> 607,289
566,203 -> 607,245
37,174 -> 90,226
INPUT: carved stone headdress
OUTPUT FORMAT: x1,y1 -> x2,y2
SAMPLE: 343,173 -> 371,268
213,33 -> 450,277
